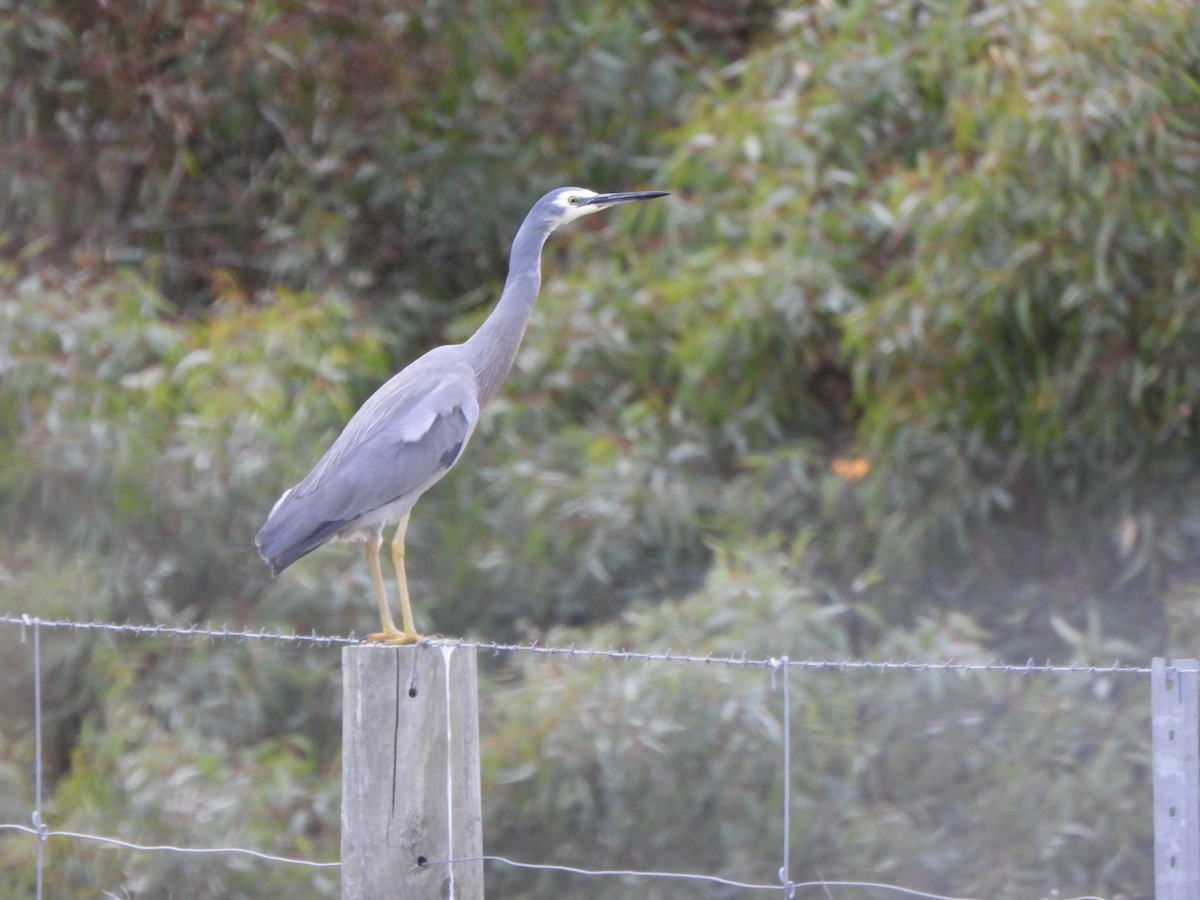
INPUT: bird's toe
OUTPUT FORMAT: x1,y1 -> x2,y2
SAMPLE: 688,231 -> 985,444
364,628 -> 423,646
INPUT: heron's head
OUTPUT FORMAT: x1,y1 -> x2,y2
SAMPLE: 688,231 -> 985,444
534,186 -> 669,231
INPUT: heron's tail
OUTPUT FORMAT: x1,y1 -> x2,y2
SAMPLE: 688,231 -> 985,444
255,497 -> 351,575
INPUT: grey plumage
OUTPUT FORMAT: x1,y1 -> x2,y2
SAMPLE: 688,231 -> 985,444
256,186 -> 667,643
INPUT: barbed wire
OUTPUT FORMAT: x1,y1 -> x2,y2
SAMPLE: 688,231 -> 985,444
451,637 -> 1160,675
0,613 -> 356,647
0,613 -> 1169,675
0,611 -> 1157,898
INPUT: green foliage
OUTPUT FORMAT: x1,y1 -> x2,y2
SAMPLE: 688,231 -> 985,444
495,0 -> 1200,651
0,272 -> 373,896
0,0 -> 708,317
0,267 -> 393,627
0,633 -> 341,898
481,545 -> 1150,899
2,0 -> 1198,896
842,0 -> 1200,631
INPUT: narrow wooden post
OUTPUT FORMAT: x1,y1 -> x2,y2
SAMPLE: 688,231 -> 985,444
342,644 -> 483,899
1152,658 -> 1200,900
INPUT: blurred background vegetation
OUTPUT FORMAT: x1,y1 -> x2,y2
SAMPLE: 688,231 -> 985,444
1,0 -> 1197,896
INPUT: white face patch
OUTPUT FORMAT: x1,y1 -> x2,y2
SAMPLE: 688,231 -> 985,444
554,189 -> 603,224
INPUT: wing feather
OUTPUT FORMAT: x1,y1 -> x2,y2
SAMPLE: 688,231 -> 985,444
255,351 -> 481,572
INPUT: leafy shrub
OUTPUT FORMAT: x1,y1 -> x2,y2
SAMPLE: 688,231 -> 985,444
0,267 -> 393,627
501,0 -> 1200,652
1,1 -> 1196,896
0,633 -> 342,898
842,0 -> 1200,640
481,545 -> 1150,899
0,0 -> 709,316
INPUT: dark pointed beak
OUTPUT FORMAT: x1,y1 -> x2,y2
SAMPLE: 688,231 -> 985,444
582,190 -> 669,206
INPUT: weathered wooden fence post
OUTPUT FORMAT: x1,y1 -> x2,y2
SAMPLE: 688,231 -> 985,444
1152,657 -> 1200,900
342,644 -> 483,899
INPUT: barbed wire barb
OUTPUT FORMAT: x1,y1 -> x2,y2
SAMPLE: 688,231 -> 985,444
0,611 -> 1157,896
0,613 -> 1178,673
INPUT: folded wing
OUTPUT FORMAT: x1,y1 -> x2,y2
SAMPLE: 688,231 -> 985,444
256,355 -> 480,574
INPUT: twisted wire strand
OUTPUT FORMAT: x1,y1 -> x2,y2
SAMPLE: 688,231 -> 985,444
0,614 -> 1166,675
419,854 -> 1111,900
0,613 -> 1153,898
0,823 -> 338,868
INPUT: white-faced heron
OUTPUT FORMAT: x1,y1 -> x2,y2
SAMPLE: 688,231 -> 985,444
255,186 -> 667,643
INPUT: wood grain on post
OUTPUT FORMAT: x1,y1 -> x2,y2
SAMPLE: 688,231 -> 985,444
1152,658 -> 1200,900
342,644 -> 483,899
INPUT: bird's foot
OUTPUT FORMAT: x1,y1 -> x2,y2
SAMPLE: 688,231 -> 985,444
364,627 -> 423,645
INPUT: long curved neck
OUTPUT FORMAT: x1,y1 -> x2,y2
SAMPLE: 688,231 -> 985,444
463,216 -> 551,407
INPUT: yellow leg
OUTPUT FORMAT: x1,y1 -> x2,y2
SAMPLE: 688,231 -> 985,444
364,537 -> 406,643
389,511 -> 421,642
